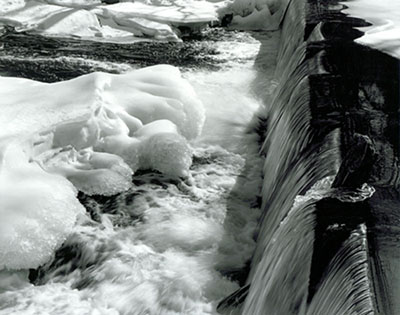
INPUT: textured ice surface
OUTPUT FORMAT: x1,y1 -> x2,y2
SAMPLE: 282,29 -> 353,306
0,0 -> 25,14
0,65 -> 204,269
0,0 -> 221,42
0,144 -> 85,270
96,2 -> 220,24
0,29 -> 275,314
342,0 -> 400,59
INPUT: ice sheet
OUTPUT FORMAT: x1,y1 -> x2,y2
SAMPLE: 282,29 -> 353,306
0,0 -> 221,41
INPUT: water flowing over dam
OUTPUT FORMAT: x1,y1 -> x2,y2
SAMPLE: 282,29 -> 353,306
0,0 -> 399,314
219,0 -> 400,314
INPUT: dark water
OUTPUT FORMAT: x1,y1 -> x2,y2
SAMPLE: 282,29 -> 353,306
0,27 -> 232,82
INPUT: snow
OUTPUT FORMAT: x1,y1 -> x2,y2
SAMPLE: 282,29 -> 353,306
0,0 -> 221,42
0,65 -> 204,270
342,0 -> 400,59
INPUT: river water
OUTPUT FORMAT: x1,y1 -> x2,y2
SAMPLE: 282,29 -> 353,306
0,27 -> 280,315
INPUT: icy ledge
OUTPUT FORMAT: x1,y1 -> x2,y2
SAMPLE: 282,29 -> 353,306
0,65 -> 205,270
0,0 -> 222,42
342,0 -> 400,59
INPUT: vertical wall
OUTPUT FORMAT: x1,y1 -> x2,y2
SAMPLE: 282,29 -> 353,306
304,1 -> 400,314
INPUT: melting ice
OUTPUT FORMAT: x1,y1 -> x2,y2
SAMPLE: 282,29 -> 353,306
0,23 -> 275,314
0,0 -> 289,42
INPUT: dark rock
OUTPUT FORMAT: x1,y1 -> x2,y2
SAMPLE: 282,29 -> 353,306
221,14 -> 233,27
332,133 -> 377,188
101,0 -> 119,4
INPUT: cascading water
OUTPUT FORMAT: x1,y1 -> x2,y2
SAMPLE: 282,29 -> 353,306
1,0 -> 397,314
0,23 -> 281,314
218,0 -> 381,314
306,224 -> 374,315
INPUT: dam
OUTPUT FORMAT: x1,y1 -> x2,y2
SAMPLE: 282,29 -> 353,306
0,0 -> 399,314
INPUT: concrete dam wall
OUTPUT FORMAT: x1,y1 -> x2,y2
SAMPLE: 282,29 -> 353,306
220,0 -> 400,314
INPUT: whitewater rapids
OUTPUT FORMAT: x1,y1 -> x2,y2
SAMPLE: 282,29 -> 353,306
0,24 -> 279,314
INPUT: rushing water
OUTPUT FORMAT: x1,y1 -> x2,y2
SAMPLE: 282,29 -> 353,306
0,1 -> 381,313
223,0 -> 377,314
0,27 -> 279,314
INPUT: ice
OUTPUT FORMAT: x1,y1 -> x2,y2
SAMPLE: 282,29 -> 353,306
0,1 -> 103,38
0,0 -> 222,42
0,65 -> 204,269
0,144 -> 85,270
96,9 -> 179,41
0,29 -> 272,314
0,0 -> 25,15
96,2 -> 219,25
342,0 -> 400,59
43,0 -> 102,7
135,120 -> 193,177
36,8 -> 103,38
39,148 -> 134,196
218,0 -> 288,30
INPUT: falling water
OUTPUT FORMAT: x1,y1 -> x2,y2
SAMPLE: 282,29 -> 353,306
0,28 -> 281,315
0,0 -> 383,314
228,0 -> 377,314
306,224 -> 374,315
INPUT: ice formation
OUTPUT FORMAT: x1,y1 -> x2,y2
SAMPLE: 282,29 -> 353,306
0,26 -> 275,314
0,0 -> 222,42
0,65 -> 204,270
342,0 -> 400,59
0,0 -> 26,14
0,144 -> 85,270
218,0 -> 289,30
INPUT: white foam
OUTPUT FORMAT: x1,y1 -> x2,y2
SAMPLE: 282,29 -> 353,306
0,29 -> 275,315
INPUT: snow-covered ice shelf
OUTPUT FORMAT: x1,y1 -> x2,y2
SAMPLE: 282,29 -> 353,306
0,65 -> 204,270
0,0 -> 223,42
342,0 -> 400,59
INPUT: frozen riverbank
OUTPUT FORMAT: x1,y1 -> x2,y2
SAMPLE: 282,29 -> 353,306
0,26 -> 279,314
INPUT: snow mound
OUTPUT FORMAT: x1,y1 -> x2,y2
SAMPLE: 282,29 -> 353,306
0,65 -> 204,270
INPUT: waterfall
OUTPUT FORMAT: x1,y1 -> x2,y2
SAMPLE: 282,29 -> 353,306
1,0 -> 398,314
306,225 -> 374,315
224,0 -> 388,314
